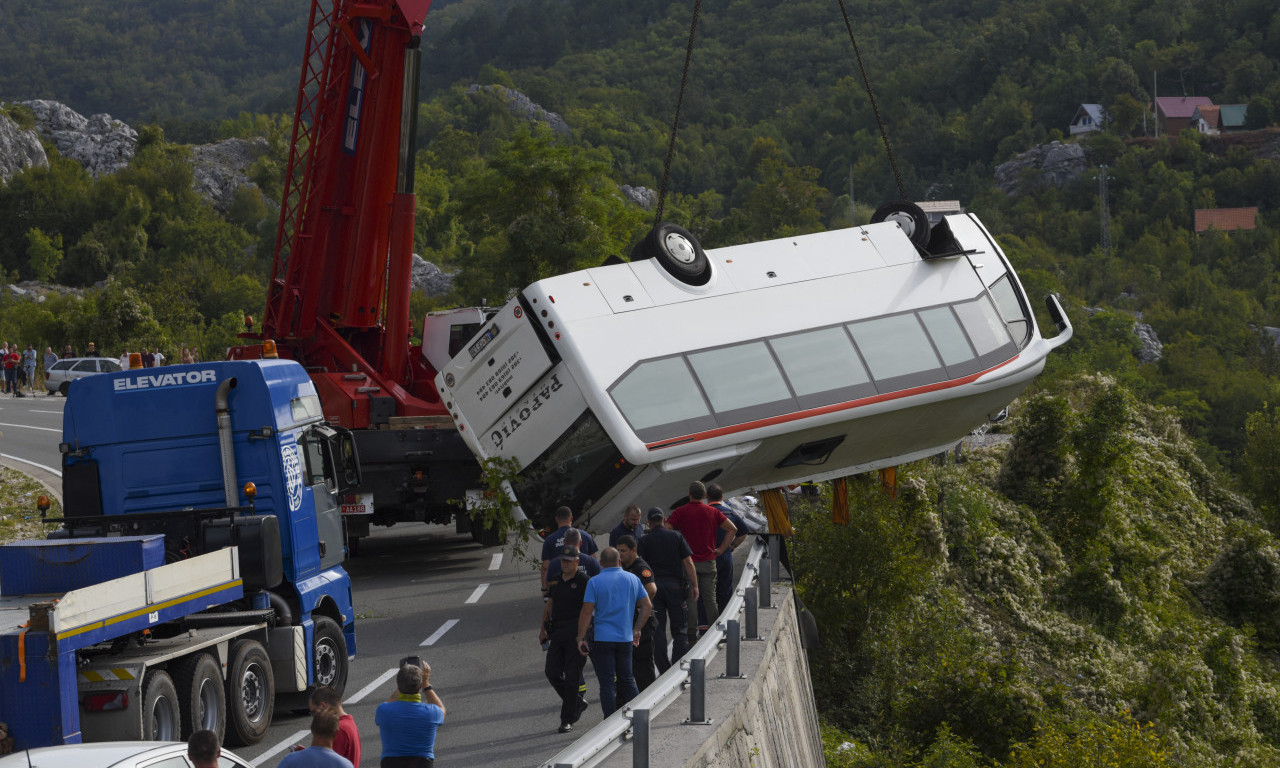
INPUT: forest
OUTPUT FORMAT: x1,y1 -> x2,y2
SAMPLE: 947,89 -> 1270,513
4,0 -> 1280,763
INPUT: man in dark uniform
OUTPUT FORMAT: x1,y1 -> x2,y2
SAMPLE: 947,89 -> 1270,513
637,507 -> 698,673
609,504 -> 645,547
615,535 -> 658,691
702,483 -> 750,624
539,545 -> 592,733
541,506 -> 599,593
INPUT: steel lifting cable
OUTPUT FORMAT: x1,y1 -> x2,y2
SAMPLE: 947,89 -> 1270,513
654,0 -> 704,226
836,0 -> 906,200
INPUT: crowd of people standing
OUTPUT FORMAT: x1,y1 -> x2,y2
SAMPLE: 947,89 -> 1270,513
538,481 -> 751,734
0,339 -> 202,395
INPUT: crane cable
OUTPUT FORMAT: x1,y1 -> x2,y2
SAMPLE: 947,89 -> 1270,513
836,0 -> 906,199
654,0 -> 703,226
655,0 -> 907,223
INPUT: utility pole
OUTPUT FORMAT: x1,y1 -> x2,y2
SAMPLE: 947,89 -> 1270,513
848,163 -> 855,226
1153,71 -> 1159,139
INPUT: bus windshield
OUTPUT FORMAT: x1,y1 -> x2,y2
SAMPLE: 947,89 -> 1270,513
510,410 -> 633,523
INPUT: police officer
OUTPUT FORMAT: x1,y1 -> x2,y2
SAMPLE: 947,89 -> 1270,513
637,507 -> 698,672
616,534 -> 658,691
539,545 -> 592,733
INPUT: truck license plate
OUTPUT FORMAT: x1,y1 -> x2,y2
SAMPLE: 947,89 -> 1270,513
340,493 -> 375,516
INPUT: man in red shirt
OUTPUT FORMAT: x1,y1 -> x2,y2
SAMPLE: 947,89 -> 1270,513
309,685 -> 360,766
666,481 -> 737,634
2,343 -> 20,396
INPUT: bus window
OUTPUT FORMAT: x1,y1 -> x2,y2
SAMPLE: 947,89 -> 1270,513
611,356 -> 716,440
954,295 -> 1014,357
511,410 -> 632,519
847,313 -> 944,389
687,341 -> 794,422
918,306 -> 977,368
988,275 -> 1030,347
768,327 -> 874,408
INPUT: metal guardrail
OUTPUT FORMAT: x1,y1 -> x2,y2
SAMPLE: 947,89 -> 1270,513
541,536 -> 774,768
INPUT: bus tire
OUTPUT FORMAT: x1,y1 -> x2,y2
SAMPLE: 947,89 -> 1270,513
311,616 -> 348,695
870,200 -> 931,248
632,223 -> 710,285
174,652 -> 226,742
141,670 -> 181,742
225,639 -> 274,746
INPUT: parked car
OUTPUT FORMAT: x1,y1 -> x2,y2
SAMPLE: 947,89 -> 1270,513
0,741 -> 251,768
43,356 -> 121,396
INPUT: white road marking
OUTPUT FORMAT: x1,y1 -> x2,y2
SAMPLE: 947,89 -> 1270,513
346,667 -> 399,704
0,421 -> 60,433
489,553 -> 503,570
30,410 -> 62,414
420,619 -> 459,646
250,728 -> 309,767
0,453 -> 62,476
465,584 -> 489,604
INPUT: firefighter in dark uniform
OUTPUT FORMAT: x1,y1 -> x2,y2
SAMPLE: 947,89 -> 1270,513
615,535 -> 658,691
637,507 -> 699,673
540,545 -> 592,733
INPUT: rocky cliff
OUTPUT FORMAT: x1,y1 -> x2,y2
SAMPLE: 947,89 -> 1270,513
20,99 -> 137,178
994,140 -> 1090,195
0,109 -> 48,181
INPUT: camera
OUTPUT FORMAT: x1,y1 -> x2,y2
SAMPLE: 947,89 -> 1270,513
400,655 -> 422,668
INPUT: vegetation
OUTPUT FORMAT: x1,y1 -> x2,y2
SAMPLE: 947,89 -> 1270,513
0,467 -> 59,544
4,0 -> 1280,762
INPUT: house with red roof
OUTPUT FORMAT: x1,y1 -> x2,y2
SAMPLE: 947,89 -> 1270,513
1156,96 -> 1214,135
1194,207 -> 1258,233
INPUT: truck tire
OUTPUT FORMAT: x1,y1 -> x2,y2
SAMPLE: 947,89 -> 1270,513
174,652 -> 226,742
141,670 -> 181,741
312,616 -> 348,695
225,639 -> 275,746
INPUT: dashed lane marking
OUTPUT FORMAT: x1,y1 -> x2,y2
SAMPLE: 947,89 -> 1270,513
489,553 -> 503,570
0,422 -> 60,433
465,584 -> 489,604
250,729 -> 309,767
347,667 -> 399,704
420,619 -> 459,646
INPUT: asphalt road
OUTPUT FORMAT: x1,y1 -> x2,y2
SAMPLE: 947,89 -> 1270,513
0,392 -> 609,767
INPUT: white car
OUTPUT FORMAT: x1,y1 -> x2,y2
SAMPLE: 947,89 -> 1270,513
0,741 -> 251,768
43,356 -> 122,396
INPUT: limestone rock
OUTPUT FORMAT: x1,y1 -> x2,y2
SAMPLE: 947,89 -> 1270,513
467,85 -> 571,137
621,184 -> 657,210
411,255 -> 455,297
20,99 -> 137,178
190,138 -> 269,212
0,109 -> 48,182
994,140 -> 1089,195
1134,322 -> 1163,364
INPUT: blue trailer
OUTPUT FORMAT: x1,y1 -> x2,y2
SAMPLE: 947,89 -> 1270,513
0,359 -> 359,750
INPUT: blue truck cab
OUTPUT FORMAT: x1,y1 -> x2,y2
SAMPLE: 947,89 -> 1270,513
0,359 -> 359,749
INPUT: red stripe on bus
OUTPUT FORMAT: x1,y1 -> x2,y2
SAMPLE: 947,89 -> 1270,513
644,355 -> 1020,451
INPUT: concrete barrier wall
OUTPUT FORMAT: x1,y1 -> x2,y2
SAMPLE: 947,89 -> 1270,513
601,586 -> 825,768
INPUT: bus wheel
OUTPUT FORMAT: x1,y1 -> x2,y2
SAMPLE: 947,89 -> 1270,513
871,200 -> 931,249
174,652 -> 226,742
632,223 -> 711,285
312,616 -> 348,695
142,670 -> 181,741
225,639 -> 274,746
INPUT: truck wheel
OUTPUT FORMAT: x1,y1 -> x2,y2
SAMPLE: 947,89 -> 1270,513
174,652 -> 226,742
142,670 -> 181,741
225,639 -> 275,746
312,616 -> 348,694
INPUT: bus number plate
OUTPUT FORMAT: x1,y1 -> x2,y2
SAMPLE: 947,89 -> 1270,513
468,324 -> 500,359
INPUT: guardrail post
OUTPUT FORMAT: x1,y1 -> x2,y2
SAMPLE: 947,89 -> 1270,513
721,619 -> 745,678
684,657 -> 712,725
632,708 -> 650,768
745,586 -> 760,640
760,555 -> 772,609
769,534 -> 782,580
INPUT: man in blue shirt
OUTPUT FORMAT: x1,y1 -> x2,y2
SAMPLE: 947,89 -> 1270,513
541,506 -> 599,592
609,504 -> 645,547
576,547 -> 653,717
279,710 -> 354,768
376,660 -> 446,767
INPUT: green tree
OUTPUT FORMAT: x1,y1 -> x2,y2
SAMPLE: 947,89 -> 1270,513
25,227 -> 63,282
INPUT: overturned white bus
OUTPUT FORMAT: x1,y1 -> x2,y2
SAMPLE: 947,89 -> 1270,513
435,209 -> 1072,527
